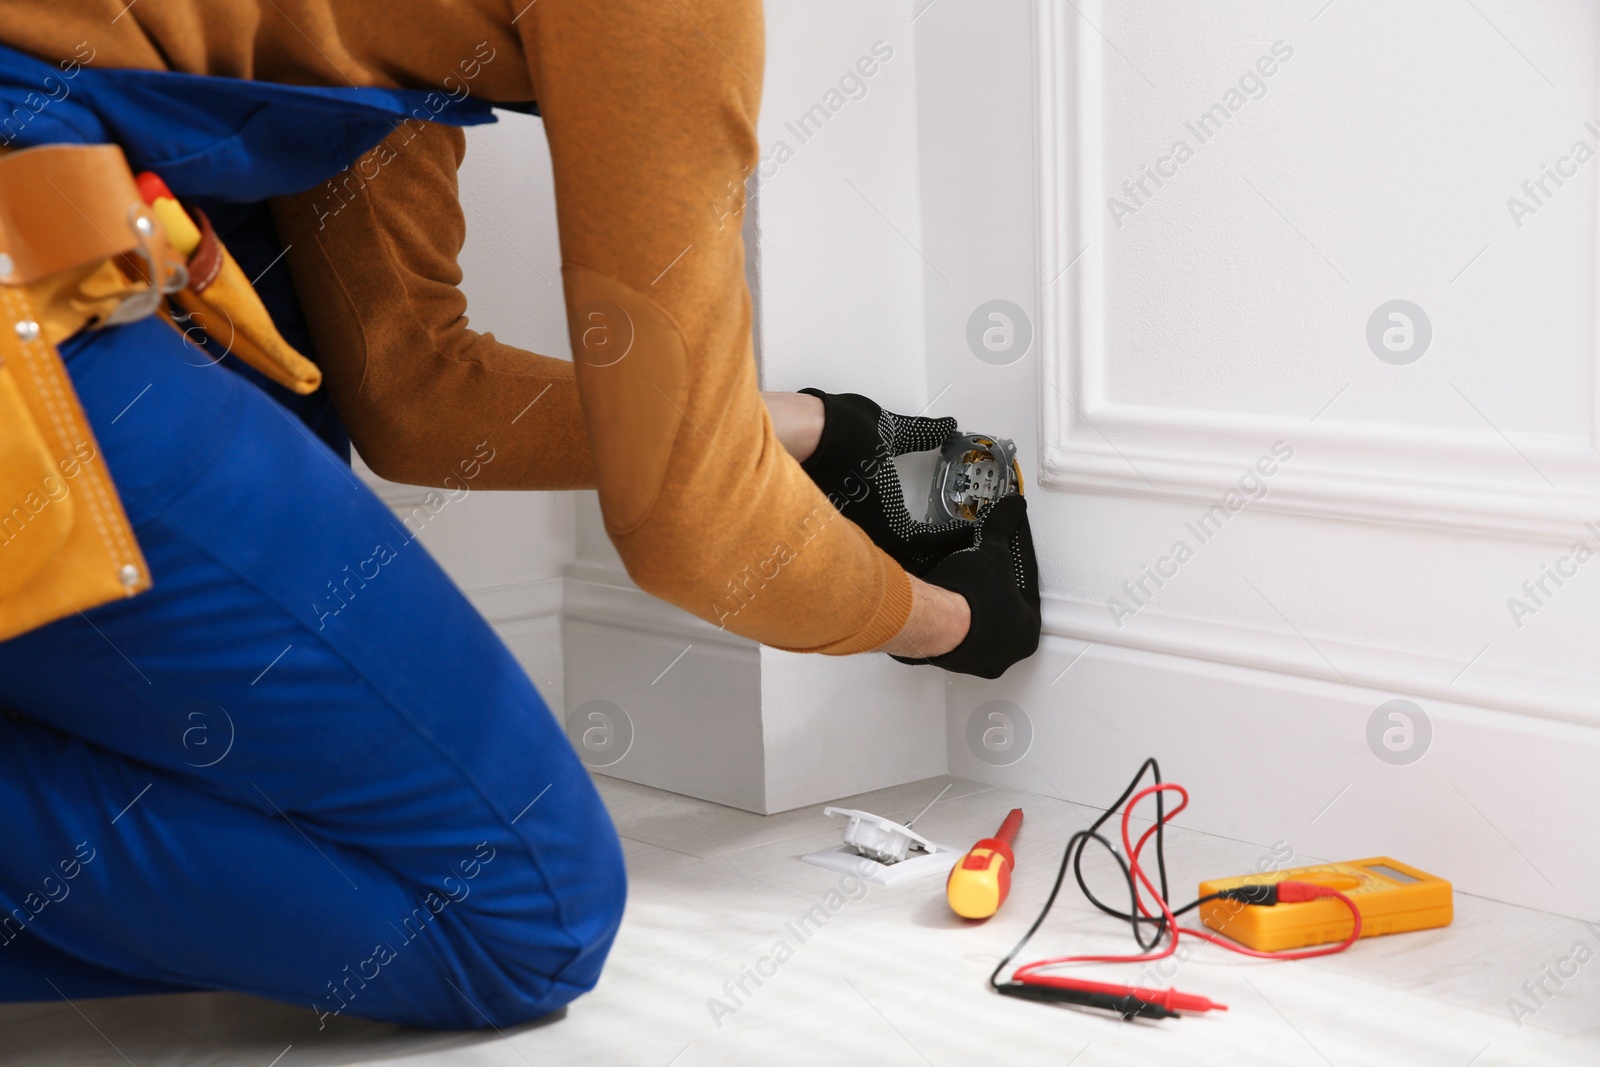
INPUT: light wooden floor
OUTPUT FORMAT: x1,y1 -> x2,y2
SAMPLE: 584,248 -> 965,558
2,773 -> 1595,1066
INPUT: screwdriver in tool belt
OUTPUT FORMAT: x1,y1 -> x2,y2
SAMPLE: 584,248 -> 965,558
134,172 -> 202,256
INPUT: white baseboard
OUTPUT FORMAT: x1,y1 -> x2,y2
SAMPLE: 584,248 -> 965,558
947,607 -> 1600,919
563,563 -> 755,649
465,576 -> 565,627
561,567 -> 946,814
466,578 -> 567,718
441,569 -> 1593,916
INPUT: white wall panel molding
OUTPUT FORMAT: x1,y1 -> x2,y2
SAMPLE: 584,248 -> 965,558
1033,0 -> 1600,544
1041,593 -> 1600,731
918,0 -> 1600,918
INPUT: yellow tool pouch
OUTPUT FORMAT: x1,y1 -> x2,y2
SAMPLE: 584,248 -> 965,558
0,144 -> 169,641
170,206 -> 322,395
0,144 -> 165,640
0,142 -> 323,643
0,281 -> 151,641
0,291 -> 152,644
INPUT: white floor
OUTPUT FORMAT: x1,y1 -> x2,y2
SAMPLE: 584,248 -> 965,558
2,774 -> 1596,1066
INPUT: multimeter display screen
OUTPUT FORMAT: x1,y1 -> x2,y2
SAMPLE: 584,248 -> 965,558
1364,863 -> 1420,883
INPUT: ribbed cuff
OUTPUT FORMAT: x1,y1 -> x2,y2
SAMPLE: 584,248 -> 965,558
784,553 -> 915,657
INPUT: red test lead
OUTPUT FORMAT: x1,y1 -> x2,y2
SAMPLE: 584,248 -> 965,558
985,759 -> 1384,1024
1015,975 -> 1227,1014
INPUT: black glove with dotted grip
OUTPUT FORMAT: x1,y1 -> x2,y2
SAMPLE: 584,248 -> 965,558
798,388 -> 975,576
892,494 -> 1041,679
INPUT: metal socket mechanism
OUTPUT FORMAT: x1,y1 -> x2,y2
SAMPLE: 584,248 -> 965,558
927,432 -> 1023,523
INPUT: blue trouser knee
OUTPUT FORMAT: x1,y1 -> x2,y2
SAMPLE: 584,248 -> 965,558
0,316 -> 625,1029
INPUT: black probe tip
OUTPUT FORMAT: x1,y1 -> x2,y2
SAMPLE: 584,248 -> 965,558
995,982 -> 1178,1020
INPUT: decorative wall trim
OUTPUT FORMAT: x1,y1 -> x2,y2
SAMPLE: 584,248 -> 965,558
563,563 -> 756,650
1032,0 -> 1600,544
1040,592 -> 1600,730
464,577 -> 564,627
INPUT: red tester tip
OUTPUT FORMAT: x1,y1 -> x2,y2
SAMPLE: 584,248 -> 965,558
1017,975 -> 1228,1014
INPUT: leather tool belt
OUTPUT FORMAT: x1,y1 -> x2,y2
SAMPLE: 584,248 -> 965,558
0,142 -> 321,643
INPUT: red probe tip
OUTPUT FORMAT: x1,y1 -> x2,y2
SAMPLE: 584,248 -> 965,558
1180,993 -> 1228,1013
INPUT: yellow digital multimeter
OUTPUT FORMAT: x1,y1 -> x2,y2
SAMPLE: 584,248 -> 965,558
1197,857 -> 1452,952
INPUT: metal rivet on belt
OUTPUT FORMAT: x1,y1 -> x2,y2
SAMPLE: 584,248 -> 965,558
119,564 -> 140,587
14,320 -> 39,343
0,253 -> 12,277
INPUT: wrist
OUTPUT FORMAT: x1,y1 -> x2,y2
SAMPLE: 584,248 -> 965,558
763,390 -> 826,463
878,575 -> 971,658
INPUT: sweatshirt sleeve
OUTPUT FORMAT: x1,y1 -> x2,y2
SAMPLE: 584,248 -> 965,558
258,0 -> 916,655
514,0 -> 913,654
270,123 -> 595,491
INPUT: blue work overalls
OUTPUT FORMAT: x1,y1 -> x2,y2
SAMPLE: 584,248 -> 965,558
0,43 -> 625,1030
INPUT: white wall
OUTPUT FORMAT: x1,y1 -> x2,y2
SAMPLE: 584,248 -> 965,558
916,0 -> 1600,918
754,3 -> 928,405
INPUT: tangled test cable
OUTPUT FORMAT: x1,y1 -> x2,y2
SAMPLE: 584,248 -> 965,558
988,759 -> 1362,1021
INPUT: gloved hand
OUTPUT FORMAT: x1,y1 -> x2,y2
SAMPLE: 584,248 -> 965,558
892,494 -> 1041,679
798,388 -> 974,576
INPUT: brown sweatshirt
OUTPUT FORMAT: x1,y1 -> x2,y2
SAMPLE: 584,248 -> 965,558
0,0 -> 914,654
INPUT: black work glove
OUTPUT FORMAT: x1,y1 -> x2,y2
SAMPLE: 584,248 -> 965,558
798,388 -> 975,576
892,494 -> 1041,679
